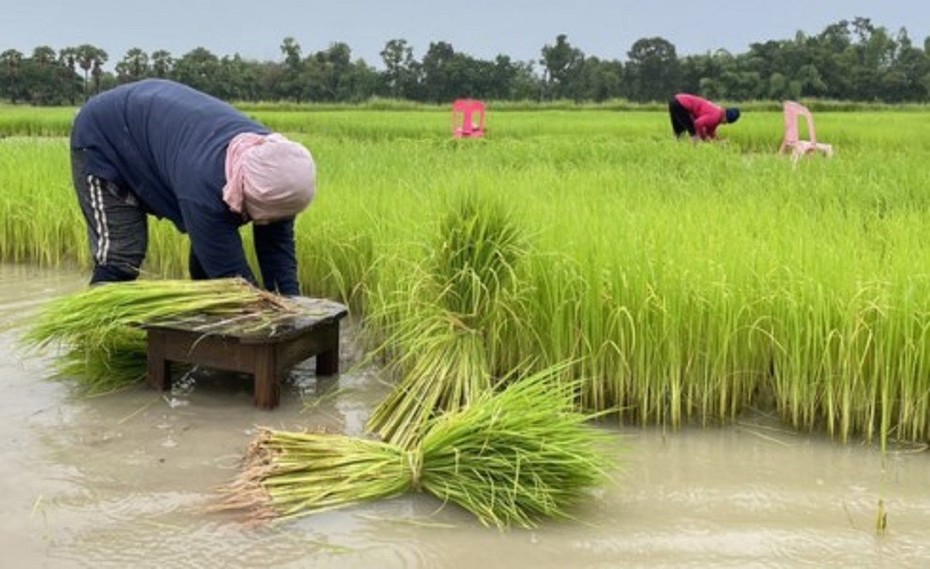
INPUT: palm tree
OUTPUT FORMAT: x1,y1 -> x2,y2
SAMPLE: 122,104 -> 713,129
0,49 -> 24,102
151,50 -> 174,78
58,47 -> 82,104
116,47 -> 150,83
58,47 -> 78,72
31,45 -> 57,67
76,44 -> 108,99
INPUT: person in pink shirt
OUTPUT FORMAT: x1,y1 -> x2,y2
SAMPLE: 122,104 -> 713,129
668,93 -> 740,141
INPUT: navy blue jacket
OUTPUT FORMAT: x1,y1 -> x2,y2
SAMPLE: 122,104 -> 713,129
71,79 -> 300,295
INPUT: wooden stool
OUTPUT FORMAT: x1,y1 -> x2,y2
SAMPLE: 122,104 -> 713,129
143,297 -> 348,409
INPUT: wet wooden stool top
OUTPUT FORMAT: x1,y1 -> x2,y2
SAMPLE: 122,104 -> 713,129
143,297 -> 349,409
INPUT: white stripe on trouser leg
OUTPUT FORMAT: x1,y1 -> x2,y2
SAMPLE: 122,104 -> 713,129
87,175 -> 102,263
88,175 -> 110,265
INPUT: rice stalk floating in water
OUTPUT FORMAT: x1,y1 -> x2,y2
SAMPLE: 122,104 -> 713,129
218,365 -> 616,529
21,278 -> 295,394
365,194 -> 528,448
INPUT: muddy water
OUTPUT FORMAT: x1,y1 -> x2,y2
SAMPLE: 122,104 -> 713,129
1,263 -> 928,569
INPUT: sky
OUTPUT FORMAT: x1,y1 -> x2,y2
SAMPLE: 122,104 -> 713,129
3,1 -> 928,70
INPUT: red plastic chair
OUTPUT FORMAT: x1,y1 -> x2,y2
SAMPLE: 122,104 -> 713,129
779,101 -> 834,163
451,99 -> 486,138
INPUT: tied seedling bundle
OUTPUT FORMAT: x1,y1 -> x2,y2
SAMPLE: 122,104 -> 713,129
21,278 -> 295,394
218,367 -> 616,529
366,194 -> 529,449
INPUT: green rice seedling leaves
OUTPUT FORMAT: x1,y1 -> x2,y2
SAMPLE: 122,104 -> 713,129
8,109 -> 930,445
21,278 -> 294,394
365,194 -> 530,448
366,326 -> 491,449
416,368 -> 616,528
433,192 -> 526,325
218,365 -> 617,529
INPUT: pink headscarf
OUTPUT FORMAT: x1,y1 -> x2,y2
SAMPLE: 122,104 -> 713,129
223,133 -> 316,223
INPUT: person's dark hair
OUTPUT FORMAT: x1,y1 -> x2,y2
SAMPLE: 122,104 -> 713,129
725,108 -> 741,124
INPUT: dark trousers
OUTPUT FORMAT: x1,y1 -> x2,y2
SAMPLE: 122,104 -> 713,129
188,250 -> 209,280
668,98 -> 696,138
71,148 -> 148,284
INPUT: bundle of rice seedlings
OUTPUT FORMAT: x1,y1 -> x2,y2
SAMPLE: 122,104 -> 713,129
365,319 -> 492,449
21,278 -> 294,394
219,365 -> 616,529
365,194 -> 528,448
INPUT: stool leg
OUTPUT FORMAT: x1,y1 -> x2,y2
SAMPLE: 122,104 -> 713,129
147,330 -> 171,391
315,322 -> 340,376
253,347 -> 279,410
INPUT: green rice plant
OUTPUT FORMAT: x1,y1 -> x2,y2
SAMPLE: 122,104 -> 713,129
219,365 -> 616,529
0,138 -> 89,268
0,105 -> 77,137
21,278 -> 293,393
6,107 -> 930,444
295,217 -> 377,314
432,193 -> 525,323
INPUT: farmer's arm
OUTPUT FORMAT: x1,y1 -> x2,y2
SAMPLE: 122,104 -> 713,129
693,115 -> 717,140
253,218 -> 300,296
180,199 -> 258,284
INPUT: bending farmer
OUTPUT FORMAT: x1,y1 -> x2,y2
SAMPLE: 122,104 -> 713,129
668,93 -> 740,141
70,79 -> 316,295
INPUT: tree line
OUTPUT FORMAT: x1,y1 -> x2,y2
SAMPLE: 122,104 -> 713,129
2,17 -> 928,106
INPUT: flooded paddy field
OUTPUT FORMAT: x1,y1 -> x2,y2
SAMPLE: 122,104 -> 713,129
1,263 -> 928,568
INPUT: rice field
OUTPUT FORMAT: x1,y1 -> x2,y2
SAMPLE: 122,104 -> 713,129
3,104 -> 930,447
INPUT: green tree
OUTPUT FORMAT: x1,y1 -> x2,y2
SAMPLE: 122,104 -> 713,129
421,41 -> 456,103
173,47 -> 220,95
881,28 -> 929,102
31,45 -> 56,66
578,57 -> 624,102
257,60 -> 286,100
58,46 -> 78,75
212,54 -> 260,101
679,52 -> 724,96
380,38 -> 420,99
486,55 -> 539,101
27,46 -> 62,104
56,47 -> 83,104
540,34 -> 584,100
279,36 -> 304,102
0,49 -> 24,103
318,42 -> 356,101
625,37 -> 680,102
343,59 -> 381,102
115,48 -> 150,83
151,50 -> 174,78
75,44 -> 107,99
